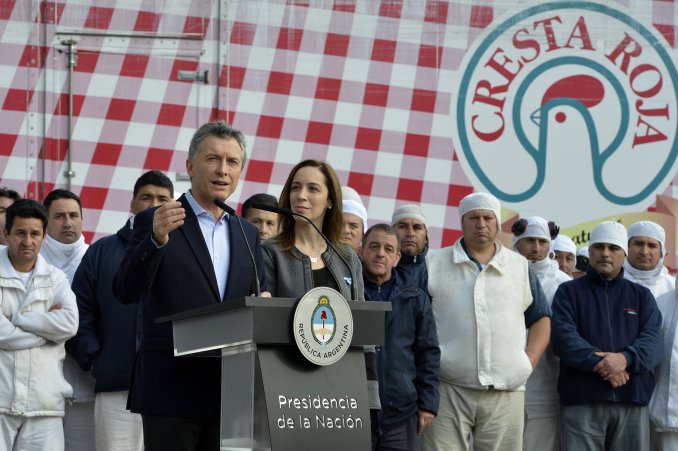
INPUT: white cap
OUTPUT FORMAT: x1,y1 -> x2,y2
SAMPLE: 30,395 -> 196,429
341,186 -> 363,204
391,204 -> 428,228
589,221 -> 628,255
573,247 -> 589,273
512,216 -> 551,247
627,220 -> 666,256
341,186 -> 368,232
459,192 -> 501,222
552,235 -> 577,256
342,200 -> 368,232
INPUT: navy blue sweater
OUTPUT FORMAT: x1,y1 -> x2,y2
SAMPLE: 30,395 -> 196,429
551,266 -> 663,406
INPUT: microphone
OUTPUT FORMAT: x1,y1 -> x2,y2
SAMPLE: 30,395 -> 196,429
213,198 -> 261,297
251,202 -> 357,301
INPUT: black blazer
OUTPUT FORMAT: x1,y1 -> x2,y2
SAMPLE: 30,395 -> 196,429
113,194 -> 266,417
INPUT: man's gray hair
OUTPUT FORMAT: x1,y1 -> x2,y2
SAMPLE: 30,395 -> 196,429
188,121 -> 247,164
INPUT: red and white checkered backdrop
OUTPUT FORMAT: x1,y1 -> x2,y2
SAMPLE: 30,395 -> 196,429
1,0 -> 677,246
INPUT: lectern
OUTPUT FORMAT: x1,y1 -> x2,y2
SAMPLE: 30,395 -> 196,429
158,297 -> 389,451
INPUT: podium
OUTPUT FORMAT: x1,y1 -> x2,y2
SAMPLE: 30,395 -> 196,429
159,297 -> 390,451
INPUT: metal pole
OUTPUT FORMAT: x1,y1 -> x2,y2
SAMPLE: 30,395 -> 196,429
61,39 -> 77,190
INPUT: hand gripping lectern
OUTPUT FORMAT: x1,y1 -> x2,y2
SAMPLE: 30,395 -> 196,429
158,296 -> 390,451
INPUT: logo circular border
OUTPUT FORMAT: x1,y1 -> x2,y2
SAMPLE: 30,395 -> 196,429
293,287 -> 354,366
455,0 -> 678,205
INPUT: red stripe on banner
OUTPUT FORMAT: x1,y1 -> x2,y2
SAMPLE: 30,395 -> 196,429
425,1 -> 449,24
324,33 -> 350,57
411,89 -> 437,113
246,160 -> 274,183
470,5 -> 494,28
418,44 -> 443,69
315,77 -> 342,101
92,143 -> 123,166
41,2 -> 65,25
106,98 -> 136,122
18,45 -> 49,68
355,127 -> 382,151
404,133 -> 430,157
442,229 -> 463,247
363,83 -> 389,107
379,2 -> 402,19
0,134 -> 17,156
221,66 -> 246,89
655,24 -> 675,46
448,184 -> 474,206
157,103 -> 187,127
143,148 -> 173,171
257,115 -> 285,139
2,89 -> 33,112
397,178 -> 424,202
231,22 -> 256,45
332,1 -> 355,13
371,39 -> 397,63
267,71 -> 294,95
42,138 -> 68,162
134,10 -> 161,33
80,186 -> 108,210
184,15 -> 208,35
306,121 -> 333,145
84,6 -> 115,30
53,94 -> 85,117
76,52 -> 100,74
347,172 -> 373,196
277,27 -> 303,51
120,54 -> 150,78
0,0 -> 15,20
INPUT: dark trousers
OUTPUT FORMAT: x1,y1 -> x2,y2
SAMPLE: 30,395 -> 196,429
142,409 -> 220,451
375,413 -> 421,451
560,403 -> 650,451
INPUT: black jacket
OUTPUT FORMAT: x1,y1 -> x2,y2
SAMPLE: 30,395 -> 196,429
113,195 -> 266,417
67,219 -> 137,393
365,269 -> 440,429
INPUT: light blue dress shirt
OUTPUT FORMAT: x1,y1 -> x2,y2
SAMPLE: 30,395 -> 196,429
185,191 -> 231,300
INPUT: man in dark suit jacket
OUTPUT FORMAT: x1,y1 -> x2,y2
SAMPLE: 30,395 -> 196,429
114,121 -> 268,451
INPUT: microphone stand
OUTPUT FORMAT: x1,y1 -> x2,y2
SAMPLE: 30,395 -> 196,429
213,198 -> 262,297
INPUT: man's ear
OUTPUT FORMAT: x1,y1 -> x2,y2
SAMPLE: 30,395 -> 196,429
394,252 -> 401,267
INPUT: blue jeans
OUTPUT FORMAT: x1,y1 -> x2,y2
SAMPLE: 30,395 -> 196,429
375,413 -> 421,451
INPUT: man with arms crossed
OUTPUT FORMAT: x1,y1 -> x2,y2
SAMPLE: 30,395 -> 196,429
0,200 -> 78,450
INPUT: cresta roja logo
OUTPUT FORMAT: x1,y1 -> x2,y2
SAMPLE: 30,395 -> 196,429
453,1 -> 678,225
